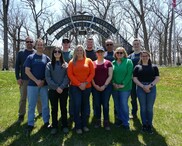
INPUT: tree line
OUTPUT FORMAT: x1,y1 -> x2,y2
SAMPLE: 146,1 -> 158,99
0,0 -> 182,70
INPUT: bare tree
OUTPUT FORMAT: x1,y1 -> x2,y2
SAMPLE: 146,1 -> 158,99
21,0 -> 53,38
126,0 -> 151,52
8,5 -> 25,67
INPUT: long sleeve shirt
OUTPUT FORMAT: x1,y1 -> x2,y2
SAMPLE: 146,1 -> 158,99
112,58 -> 133,91
67,58 -> 95,88
15,49 -> 35,80
45,61 -> 69,90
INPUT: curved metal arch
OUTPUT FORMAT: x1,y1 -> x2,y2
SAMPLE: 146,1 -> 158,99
47,15 -> 117,35
55,22 -> 110,39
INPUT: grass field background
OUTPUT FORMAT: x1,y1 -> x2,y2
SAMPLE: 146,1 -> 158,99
0,67 -> 182,146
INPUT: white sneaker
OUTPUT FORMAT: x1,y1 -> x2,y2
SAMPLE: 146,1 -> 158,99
83,127 -> 89,132
76,129 -> 82,134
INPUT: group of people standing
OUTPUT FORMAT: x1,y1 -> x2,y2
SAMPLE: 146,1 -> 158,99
15,36 -> 159,136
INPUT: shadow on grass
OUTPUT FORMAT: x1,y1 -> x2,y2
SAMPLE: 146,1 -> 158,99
132,117 -> 168,146
0,117 -> 168,146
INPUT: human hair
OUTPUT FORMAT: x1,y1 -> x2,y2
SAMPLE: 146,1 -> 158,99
51,47 -> 65,70
132,38 -> 141,44
72,45 -> 86,64
138,50 -> 152,65
114,47 -> 128,59
35,38 -> 44,48
105,38 -> 113,44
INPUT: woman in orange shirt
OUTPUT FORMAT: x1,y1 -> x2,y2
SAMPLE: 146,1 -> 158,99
67,45 -> 95,134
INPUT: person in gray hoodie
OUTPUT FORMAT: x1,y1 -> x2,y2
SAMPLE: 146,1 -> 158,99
45,47 -> 69,135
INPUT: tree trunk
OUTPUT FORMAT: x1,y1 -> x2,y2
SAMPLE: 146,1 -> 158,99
2,0 -> 9,70
168,9 -> 174,66
159,33 -> 163,65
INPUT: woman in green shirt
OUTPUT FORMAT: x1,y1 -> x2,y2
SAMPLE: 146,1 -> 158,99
112,47 -> 133,129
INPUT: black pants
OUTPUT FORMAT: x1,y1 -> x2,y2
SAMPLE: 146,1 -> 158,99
130,81 -> 138,116
49,88 -> 68,128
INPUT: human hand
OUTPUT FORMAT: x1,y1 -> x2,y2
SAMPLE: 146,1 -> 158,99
56,87 -> 63,94
17,79 -> 23,86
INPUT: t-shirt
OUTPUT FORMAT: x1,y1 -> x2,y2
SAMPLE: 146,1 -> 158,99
128,52 -> 140,67
104,51 -> 115,62
133,64 -> 159,82
93,60 -> 112,86
24,53 -> 50,86
62,50 -> 73,63
86,50 -> 97,61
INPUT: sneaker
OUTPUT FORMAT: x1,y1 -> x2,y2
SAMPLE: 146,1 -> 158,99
83,127 -> 89,132
37,113 -> 42,117
51,128 -> 57,135
43,122 -> 51,129
63,127 -> 69,134
123,125 -> 130,130
147,125 -> 153,134
76,129 -> 82,134
104,121 -> 111,131
25,125 -> 33,137
129,114 -> 137,119
141,125 -> 147,132
17,115 -> 24,123
105,126 -> 111,131
115,119 -> 122,127
94,119 -> 101,128
68,116 -> 74,127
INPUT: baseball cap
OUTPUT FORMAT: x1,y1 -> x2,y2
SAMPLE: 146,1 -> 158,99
62,37 -> 70,43
96,47 -> 105,52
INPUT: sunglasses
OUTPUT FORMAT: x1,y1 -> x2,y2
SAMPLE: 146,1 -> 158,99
106,44 -> 113,46
116,52 -> 123,55
54,50 -> 61,53
26,41 -> 33,43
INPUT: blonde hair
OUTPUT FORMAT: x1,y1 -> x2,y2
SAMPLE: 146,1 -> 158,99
114,47 -> 128,59
35,38 -> 44,47
72,45 -> 86,64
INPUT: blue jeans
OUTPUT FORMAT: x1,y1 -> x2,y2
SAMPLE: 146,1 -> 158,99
92,84 -> 112,121
112,91 -> 119,118
112,90 -> 131,126
137,85 -> 156,126
70,85 -> 91,129
27,86 -> 50,126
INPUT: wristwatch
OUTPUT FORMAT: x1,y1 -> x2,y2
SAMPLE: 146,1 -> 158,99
150,83 -> 154,87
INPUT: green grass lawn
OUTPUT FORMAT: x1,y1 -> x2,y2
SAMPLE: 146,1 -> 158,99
0,67 -> 182,146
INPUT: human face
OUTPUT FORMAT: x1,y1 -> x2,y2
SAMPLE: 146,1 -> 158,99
87,39 -> 94,50
35,40 -> 44,53
105,41 -> 114,52
76,47 -> 84,58
96,50 -> 104,58
62,41 -> 70,50
133,40 -> 141,51
141,53 -> 150,63
116,49 -> 124,59
26,37 -> 33,50
53,49 -> 61,60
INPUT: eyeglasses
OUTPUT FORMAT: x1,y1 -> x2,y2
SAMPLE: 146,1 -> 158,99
54,50 -> 61,54
141,55 -> 149,58
116,52 -> 123,55
26,41 -> 33,43
106,44 -> 113,46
